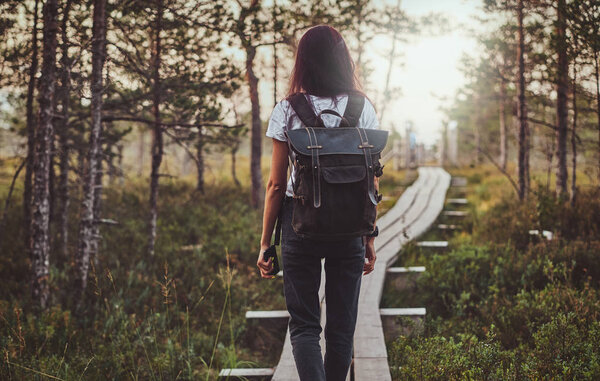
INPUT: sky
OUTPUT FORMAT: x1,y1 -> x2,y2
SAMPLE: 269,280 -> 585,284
364,0 -> 482,145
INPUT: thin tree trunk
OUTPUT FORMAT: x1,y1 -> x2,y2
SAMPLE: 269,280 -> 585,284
246,45 -> 263,208
31,0 -> 59,309
231,145 -> 241,187
499,76 -> 508,171
516,0 -> 529,201
92,143 -> 103,267
75,0 -> 106,299
555,0 -> 569,197
137,128 -> 145,176
571,63 -> 578,205
195,129 -> 204,193
0,160 -> 26,239
148,0 -> 164,257
24,0 -> 40,254
57,0 -> 73,259
595,52 -> 600,183
379,0 -> 401,125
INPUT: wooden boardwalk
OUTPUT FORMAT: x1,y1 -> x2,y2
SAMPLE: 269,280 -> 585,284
271,167 -> 451,380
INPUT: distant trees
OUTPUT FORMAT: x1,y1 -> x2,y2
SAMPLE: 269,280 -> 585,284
449,0 -> 600,201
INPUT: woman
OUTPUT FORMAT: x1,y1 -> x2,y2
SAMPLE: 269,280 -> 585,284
256,25 -> 380,381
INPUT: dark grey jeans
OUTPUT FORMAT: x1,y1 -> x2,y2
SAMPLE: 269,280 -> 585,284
281,197 -> 365,381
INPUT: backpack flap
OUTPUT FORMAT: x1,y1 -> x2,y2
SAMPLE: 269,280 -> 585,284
285,128 -> 388,156
321,166 -> 366,184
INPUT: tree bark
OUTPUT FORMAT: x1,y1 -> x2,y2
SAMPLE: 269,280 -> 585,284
571,62 -> 578,205
76,0 -> 106,299
148,0 -> 164,257
246,45 -> 263,208
595,52 -> 600,183
516,0 -> 529,201
31,0 -> 59,309
555,0 -> 569,197
57,0 -> 73,259
499,76 -> 508,171
24,0 -> 40,254
195,129 -> 204,193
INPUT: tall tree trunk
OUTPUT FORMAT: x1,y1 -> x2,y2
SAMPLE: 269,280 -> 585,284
57,0 -> 73,260
595,52 -> 600,183
379,0 -> 401,125
148,0 -> 164,257
25,0 -> 40,254
31,0 -> 59,309
75,0 -> 106,299
571,63 -> 578,205
195,129 -> 204,193
499,76 -> 508,171
137,128 -> 145,176
555,0 -> 569,197
246,45 -> 263,208
516,0 -> 529,201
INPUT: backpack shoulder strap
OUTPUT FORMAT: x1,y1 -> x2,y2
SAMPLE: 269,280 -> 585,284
342,94 -> 365,127
287,93 -> 321,128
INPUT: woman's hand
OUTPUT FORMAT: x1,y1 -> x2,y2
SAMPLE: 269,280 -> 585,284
363,237 -> 376,275
257,244 -> 274,278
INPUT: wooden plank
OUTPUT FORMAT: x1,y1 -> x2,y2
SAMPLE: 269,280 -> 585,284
442,210 -> 468,217
245,310 -> 290,319
529,229 -> 554,240
416,241 -> 448,248
437,223 -> 458,230
447,198 -> 468,204
387,266 -> 426,273
219,368 -> 274,378
379,308 -> 426,316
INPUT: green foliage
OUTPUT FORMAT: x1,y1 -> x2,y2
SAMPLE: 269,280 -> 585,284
388,183 -> 600,380
0,180 -> 284,379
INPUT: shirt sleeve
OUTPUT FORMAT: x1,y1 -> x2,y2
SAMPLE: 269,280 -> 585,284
359,98 -> 380,130
266,100 -> 290,142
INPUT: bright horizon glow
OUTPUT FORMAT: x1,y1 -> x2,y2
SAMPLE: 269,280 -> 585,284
367,0 -> 482,146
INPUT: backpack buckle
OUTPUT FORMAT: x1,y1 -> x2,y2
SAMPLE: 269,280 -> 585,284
307,145 -> 323,149
358,143 -> 374,149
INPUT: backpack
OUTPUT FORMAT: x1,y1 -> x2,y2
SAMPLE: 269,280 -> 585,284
283,93 -> 388,241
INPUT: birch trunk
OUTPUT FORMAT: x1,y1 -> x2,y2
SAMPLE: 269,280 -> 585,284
31,0 -> 59,308
76,0 -> 107,298
24,0 -> 40,254
555,0 -> 569,197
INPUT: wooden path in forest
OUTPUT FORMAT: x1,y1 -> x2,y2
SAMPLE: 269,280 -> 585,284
271,167 -> 451,380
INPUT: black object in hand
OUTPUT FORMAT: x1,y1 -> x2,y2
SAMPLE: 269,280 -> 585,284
262,245 -> 280,277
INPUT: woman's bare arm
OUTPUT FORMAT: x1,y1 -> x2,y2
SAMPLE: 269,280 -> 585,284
257,139 -> 289,278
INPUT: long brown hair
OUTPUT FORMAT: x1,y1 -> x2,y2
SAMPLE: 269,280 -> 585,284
287,25 -> 363,98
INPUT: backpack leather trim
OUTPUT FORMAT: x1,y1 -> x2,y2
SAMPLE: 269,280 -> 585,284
286,128 -> 388,156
